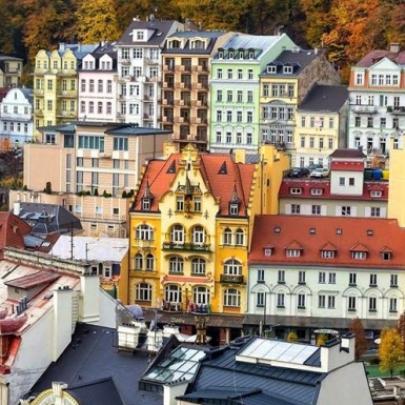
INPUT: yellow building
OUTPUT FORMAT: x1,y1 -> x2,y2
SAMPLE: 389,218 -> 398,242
294,84 -> 348,167
129,143 -> 288,340
33,44 -> 98,135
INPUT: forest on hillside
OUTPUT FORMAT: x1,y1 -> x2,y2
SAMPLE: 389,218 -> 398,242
0,0 -> 403,81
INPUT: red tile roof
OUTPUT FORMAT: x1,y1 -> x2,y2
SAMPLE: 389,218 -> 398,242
0,212 -> 31,254
356,50 -> 405,68
279,178 -> 388,201
329,149 -> 366,159
5,271 -> 60,289
249,215 -> 405,269
133,152 -> 255,216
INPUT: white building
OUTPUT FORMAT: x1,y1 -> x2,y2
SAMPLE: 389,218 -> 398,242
348,43 -> 405,155
0,248 -> 117,405
0,87 -> 33,146
116,18 -> 183,127
78,43 -> 118,122
247,215 -> 405,341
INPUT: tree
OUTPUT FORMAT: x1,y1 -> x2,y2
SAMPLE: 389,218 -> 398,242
397,313 -> 405,351
379,328 -> 404,377
75,0 -> 121,43
350,318 -> 368,360
287,331 -> 298,343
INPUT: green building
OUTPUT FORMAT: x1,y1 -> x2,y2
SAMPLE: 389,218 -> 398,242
208,33 -> 296,154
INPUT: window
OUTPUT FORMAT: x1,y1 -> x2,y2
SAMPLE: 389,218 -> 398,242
217,69 -> 222,79
193,286 -> 210,305
349,178 -> 355,186
277,293 -> 285,308
216,110 -> 222,122
235,228 -> 244,245
192,258 -> 206,275
290,188 -> 302,195
134,253 -> 143,270
136,224 -> 153,241
286,249 -> 301,257
352,251 -> 367,260
298,271 -> 306,284
192,226 -> 205,245
224,289 -> 240,307
319,295 -> 326,308
312,205 -> 321,215
298,294 -> 306,309
348,296 -> 356,311
194,197 -> 201,212
355,116 -> 361,127
257,292 -> 265,307
223,228 -> 232,245
169,256 -> 184,274
247,91 -> 253,103
321,250 -> 335,259
341,206 -> 351,216
391,274 -> 398,288
248,69 -> 253,79
328,273 -> 336,284
370,274 -> 377,287
229,203 -> 239,216
171,224 -> 185,244
227,90 -> 232,102
349,273 -> 357,286
319,272 -> 326,284
278,270 -> 285,284
136,283 -> 152,301
291,204 -> 300,214
370,207 -> 381,217
369,297 -> 377,312
224,259 -> 242,275
227,69 -> 233,79
390,298 -> 398,313
145,254 -> 154,271
257,269 -> 264,283
165,284 -> 182,303
176,196 -> 184,211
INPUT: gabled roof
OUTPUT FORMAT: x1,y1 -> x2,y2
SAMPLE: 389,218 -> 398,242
356,50 -> 405,68
329,149 -> 366,159
249,215 -> 405,269
0,212 -> 31,254
298,84 -> 348,113
163,31 -> 224,55
133,151 -> 255,216
320,242 -> 337,251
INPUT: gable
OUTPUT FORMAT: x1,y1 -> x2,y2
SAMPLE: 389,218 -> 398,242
369,57 -> 401,71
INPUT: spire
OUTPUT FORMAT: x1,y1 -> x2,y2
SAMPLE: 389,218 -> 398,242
230,183 -> 240,204
142,179 -> 154,200
185,174 -> 193,197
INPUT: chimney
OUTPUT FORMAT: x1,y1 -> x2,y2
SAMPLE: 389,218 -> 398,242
79,275 -> 100,324
389,43 -> 401,53
13,201 -> 21,216
53,286 -> 73,361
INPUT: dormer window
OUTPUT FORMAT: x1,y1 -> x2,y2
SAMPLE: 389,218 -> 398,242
191,40 -> 205,50
218,50 -> 224,59
321,250 -> 336,259
283,65 -> 293,74
239,50 -> 244,59
267,65 -> 277,74
290,187 -> 302,195
248,50 -> 255,59
228,50 -> 234,59
169,39 -> 181,48
263,246 -> 273,256
381,248 -> 392,261
370,190 -> 382,198
286,249 -> 301,257
142,198 -> 151,211
351,251 -> 367,260
310,188 -> 323,196
229,203 -> 239,216
136,31 -> 144,40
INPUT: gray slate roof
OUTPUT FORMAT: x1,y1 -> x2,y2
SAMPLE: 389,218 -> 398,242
298,84 -> 348,113
163,31 -> 223,55
27,323 -> 162,405
118,19 -> 179,46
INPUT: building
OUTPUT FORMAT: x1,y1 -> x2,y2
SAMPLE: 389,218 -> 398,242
247,215 -> 405,341
279,149 -> 388,218
50,235 -> 129,303
0,87 -> 33,146
0,54 -> 23,88
161,31 -> 233,148
78,42 -> 118,123
0,247 -> 117,405
208,33 -> 296,154
116,18 -> 183,127
144,335 -> 372,405
33,43 -> 99,134
0,212 -> 31,256
21,323 -> 161,405
260,48 -> 340,154
10,122 -> 170,237
294,84 -> 349,167
129,143 -> 289,342
348,43 -> 405,156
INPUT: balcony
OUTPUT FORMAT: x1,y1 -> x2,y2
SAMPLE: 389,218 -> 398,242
220,274 -> 244,284
162,116 -> 173,123
34,89 -> 44,96
163,82 -> 174,89
351,105 -> 378,114
388,106 -> 405,115
121,58 -> 131,65
35,109 -> 44,117
57,90 -> 76,98
57,110 -> 76,118
163,64 -> 175,72
197,82 -> 208,90
133,239 -> 155,248
162,242 -> 211,252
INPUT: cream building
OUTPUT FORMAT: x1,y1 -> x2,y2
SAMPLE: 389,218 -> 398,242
10,122 -> 170,237
0,54 -> 23,88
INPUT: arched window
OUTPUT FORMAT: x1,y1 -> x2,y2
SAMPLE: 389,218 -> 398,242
136,283 -> 152,302
136,224 -> 153,241
145,254 -> 154,271
171,224 -> 185,244
224,259 -> 242,275
235,229 -> 244,246
169,256 -> 184,274
223,228 -> 232,245
165,284 -> 182,303
193,286 -> 210,305
191,257 -> 206,275
224,288 -> 240,307
192,225 -> 205,245
134,253 -> 143,270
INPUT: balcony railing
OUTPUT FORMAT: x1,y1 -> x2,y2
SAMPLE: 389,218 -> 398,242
388,106 -> 405,115
351,105 -> 378,114
162,242 -> 211,252
220,274 -> 244,284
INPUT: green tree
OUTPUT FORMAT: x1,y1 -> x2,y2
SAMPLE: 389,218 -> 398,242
75,0 -> 121,43
350,318 -> 368,360
379,328 -> 404,377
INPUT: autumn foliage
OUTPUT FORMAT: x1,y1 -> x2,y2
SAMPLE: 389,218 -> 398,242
379,328 -> 404,378
349,318 -> 368,360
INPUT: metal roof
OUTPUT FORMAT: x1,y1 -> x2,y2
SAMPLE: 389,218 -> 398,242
298,84 -> 348,113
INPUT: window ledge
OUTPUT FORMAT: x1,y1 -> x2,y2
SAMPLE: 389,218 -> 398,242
348,308 -> 357,312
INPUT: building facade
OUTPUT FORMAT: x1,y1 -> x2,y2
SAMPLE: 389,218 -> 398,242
10,122 -> 170,237
294,84 -> 348,167
348,43 -> 405,156
0,87 -> 33,146
129,144 -> 289,335
260,49 -> 340,154
78,43 -> 118,122
33,43 -> 98,134
0,54 -> 23,88
209,33 -> 296,154
279,149 -> 388,218
248,215 -> 405,341
161,31 -> 232,148
116,18 -> 183,127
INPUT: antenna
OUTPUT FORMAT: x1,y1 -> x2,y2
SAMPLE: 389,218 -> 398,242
70,222 -> 74,260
